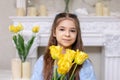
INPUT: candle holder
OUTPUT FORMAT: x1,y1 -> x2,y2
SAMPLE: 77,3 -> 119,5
22,61 -> 31,79
45,0 -> 57,16
27,0 -> 36,16
16,8 -> 26,16
103,0 -> 111,16
16,0 -> 27,16
11,58 -> 31,79
95,2 -> 104,16
11,58 -> 22,79
38,5 -> 48,16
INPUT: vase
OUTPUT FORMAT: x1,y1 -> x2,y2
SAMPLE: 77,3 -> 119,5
22,61 -> 31,79
64,0 -> 71,13
11,58 -> 22,80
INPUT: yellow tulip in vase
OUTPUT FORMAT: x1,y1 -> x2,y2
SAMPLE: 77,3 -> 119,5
49,45 -> 89,80
9,23 -> 40,80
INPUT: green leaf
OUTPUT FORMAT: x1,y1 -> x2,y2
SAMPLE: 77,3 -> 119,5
18,34 -> 25,52
17,34 -> 25,61
56,68 -> 59,79
13,35 -> 17,45
13,35 -> 23,60
24,36 -> 35,61
52,77 -> 54,80
71,74 -> 75,80
59,75 -> 65,80
58,77 -> 61,80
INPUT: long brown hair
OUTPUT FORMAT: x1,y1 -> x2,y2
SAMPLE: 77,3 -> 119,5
43,13 -> 84,80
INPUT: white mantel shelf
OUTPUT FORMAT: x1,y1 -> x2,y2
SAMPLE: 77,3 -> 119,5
9,16 -> 120,47
10,16 -> 120,80
10,16 -> 120,22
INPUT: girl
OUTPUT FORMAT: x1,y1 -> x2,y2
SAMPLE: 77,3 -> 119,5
31,13 -> 96,80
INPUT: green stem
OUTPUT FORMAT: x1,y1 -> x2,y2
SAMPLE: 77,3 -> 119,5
54,60 -> 56,80
20,55 -> 24,62
64,0 -> 70,12
60,75 -> 65,80
69,64 -> 78,80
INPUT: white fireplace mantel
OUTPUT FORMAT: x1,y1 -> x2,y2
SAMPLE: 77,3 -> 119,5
10,16 -> 120,80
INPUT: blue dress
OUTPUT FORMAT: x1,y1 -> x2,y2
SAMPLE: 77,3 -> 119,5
31,55 -> 96,80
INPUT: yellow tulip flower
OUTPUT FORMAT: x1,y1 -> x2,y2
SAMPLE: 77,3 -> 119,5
57,58 -> 72,75
9,25 -> 15,32
49,45 -> 63,60
64,49 -> 76,63
16,23 -> 24,31
13,27 -> 19,33
74,50 -> 88,65
32,26 -> 40,33
9,23 -> 23,33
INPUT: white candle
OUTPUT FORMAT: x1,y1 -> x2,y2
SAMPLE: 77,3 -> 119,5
96,2 -> 103,16
27,7 -> 37,16
22,61 -> 31,79
11,58 -> 22,79
16,8 -> 25,16
39,5 -> 47,16
103,7 -> 110,16
16,0 -> 26,9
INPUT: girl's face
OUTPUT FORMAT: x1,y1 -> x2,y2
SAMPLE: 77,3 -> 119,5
54,19 -> 77,49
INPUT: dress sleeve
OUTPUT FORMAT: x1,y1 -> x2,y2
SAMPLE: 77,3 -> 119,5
79,59 -> 96,80
31,55 -> 44,80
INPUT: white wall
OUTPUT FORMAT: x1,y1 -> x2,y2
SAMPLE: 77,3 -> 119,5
85,47 -> 102,80
0,0 -> 16,70
36,0 -> 120,14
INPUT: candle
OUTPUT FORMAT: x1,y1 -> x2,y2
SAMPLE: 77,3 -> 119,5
39,5 -> 48,16
16,8 -> 25,16
27,7 -> 37,16
96,2 -> 103,16
11,58 -> 22,79
103,7 -> 110,16
22,61 -> 31,79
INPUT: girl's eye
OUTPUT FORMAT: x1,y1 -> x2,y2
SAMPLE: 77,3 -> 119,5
70,29 -> 76,32
59,28 -> 64,31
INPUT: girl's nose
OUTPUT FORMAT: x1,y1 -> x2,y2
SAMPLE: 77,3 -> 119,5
65,30 -> 70,37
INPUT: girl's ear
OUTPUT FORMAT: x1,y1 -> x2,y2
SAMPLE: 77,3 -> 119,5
53,31 -> 56,37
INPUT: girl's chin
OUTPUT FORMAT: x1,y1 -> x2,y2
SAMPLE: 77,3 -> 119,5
61,45 -> 72,49
57,43 -> 72,48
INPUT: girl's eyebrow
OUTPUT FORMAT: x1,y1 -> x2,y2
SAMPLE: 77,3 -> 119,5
71,27 -> 76,29
58,26 -> 65,28
69,27 -> 77,30
59,26 -> 76,29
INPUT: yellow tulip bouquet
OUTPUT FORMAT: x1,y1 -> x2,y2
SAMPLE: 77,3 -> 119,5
49,45 -> 89,80
9,23 -> 39,62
